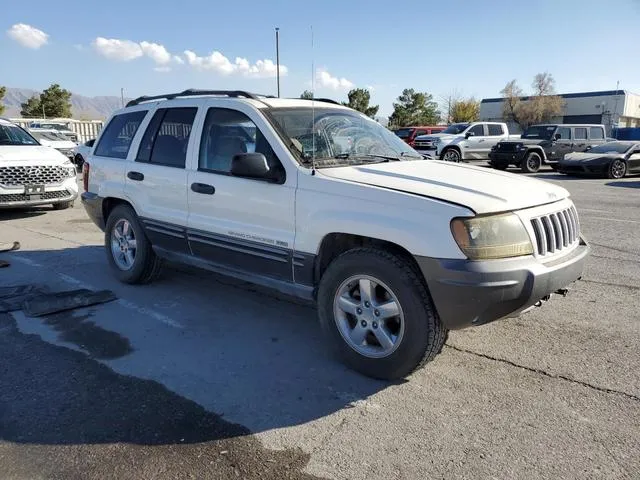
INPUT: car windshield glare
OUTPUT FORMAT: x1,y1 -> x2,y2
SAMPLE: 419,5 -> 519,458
441,123 -> 468,134
268,108 -> 422,166
587,142 -> 634,154
522,126 -> 555,139
0,124 -> 40,146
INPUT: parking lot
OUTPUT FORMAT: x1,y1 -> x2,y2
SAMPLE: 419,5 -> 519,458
1,170 -> 639,480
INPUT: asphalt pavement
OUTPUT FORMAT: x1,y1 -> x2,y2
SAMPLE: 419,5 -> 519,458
0,170 -> 639,480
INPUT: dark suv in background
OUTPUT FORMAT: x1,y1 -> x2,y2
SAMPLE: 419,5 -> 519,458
489,124 -> 608,173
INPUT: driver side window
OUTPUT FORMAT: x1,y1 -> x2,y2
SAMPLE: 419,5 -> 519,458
199,108 -> 281,175
468,124 -> 484,136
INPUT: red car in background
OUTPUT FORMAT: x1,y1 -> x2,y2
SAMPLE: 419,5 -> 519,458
394,126 -> 447,147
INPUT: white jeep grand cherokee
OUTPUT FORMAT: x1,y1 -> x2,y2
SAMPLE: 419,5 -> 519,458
0,118 -> 78,210
81,90 -> 589,380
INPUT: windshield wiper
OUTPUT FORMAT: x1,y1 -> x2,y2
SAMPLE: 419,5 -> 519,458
333,153 -> 401,162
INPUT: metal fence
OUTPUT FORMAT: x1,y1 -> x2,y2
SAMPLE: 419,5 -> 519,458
10,118 -> 104,144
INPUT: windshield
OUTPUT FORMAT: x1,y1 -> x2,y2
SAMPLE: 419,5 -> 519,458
268,108 -> 423,167
441,123 -> 468,134
588,142 -> 635,154
394,128 -> 413,139
32,131 -> 68,141
0,123 -> 40,146
522,126 -> 556,140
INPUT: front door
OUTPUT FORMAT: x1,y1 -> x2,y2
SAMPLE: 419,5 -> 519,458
550,126 -> 572,161
187,106 -> 296,282
463,124 -> 487,160
124,106 -> 198,253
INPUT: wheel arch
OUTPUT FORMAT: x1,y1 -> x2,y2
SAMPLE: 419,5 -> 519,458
525,147 -> 546,162
102,197 -> 135,223
440,144 -> 462,160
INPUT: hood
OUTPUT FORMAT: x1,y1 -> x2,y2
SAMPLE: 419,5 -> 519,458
564,152 -> 621,162
319,160 -> 569,214
415,133 -> 457,142
502,138 -> 549,146
0,145 -> 70,166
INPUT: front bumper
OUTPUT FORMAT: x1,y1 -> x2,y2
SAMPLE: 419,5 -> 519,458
416,237 -> 590,330
0,178 -> 78,208
489,150 -> 527,166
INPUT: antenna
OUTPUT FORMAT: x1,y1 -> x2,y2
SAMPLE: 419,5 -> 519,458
311,25 -> 316,175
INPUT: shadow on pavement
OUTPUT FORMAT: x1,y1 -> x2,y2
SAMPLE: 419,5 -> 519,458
530,173 -> 593,181
606,180 -> 640,189
0,246 -> 390,451
0,208 -> 50,221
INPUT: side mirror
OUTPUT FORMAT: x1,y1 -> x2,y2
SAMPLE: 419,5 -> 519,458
465,131 -> 475,139
554,133 -> 561,140
231,153 -> 271,180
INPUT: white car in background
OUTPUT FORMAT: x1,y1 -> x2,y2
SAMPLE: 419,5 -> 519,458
29,121 -> 78,143
30,129 -> 77,163
71,138 -> 96,169
0,119 -> 78,210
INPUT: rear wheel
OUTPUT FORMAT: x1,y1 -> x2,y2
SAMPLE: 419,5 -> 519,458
317,248 -> 447,380
521,152 -> 542,173
104,205 -> 162,284
607,159 -> 627,179
441,148 -> 461,163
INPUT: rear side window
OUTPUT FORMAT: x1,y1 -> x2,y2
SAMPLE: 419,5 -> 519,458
415,130 -> 427,136
590,127 -> 604,140
487,124 -> 504,136
574,127 -> 588,140
136,107 -> 197,168
94,111 -> 147,159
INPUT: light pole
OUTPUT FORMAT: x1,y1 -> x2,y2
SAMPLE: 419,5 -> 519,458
275,27 -> 280,98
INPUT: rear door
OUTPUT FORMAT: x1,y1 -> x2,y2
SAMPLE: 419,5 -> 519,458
589,126 -> 606,147
124,105 -> 198,254
484,124 -> 506,159
572,127 -> 589,152
463,124 -> 487,159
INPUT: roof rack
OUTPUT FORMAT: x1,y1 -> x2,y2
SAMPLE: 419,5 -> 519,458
125,89 -> 273,107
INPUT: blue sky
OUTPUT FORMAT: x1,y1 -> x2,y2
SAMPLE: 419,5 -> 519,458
3,0 -> 640,117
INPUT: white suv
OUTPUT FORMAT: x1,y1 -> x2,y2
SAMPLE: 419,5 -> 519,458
0,118 -> 78,210
81,90 -> 589,380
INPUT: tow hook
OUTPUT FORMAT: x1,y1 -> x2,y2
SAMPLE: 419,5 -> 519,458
554,288 -> 569,297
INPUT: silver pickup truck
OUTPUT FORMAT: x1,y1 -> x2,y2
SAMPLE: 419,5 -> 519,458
414,121 -> 520,162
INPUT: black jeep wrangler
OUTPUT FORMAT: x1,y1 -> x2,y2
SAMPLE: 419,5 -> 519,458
489,124 -> 607,173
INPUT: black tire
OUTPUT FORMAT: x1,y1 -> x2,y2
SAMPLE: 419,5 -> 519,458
104,205 -> 163,284
74,154 -> 84,170
521,152 -> 542,173
607,159 -> 627,179
317,248 -> 447,380
52,200 -> 73,210
440,148 -> 461,162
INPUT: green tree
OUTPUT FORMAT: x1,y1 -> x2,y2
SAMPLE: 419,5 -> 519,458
342,88 -> 379,118
451,98 -> 480,122
388,88 -> 440,128
20,83 -> 73,118
0,86 -> 6,116
300,90 -> 314,100
20,95 -> 43,117
501,73 -> 564,129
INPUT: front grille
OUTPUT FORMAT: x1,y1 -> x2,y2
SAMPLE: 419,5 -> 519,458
0,190 -> 71,204
496,143 -> 518,152
0,165 -> 68,187
530,206 -> 580,256
414,141 -> 434,148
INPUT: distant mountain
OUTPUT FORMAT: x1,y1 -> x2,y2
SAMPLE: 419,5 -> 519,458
1,87 -> 130,120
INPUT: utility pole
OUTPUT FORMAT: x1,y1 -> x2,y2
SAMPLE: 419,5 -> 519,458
42,103 -> 45,119
275,27 -> 280,98
121,88 -> 125,108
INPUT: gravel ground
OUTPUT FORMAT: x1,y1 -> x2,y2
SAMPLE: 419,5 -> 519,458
0,170 -> 638,480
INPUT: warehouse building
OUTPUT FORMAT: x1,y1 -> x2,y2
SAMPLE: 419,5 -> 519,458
479,89 -> 640,134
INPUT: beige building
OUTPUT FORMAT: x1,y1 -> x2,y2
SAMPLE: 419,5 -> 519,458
480,90 -> 640,134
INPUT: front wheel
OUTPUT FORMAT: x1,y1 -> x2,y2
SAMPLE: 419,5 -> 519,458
521,152 -> 542,173
317,248 -> 447,380
104,205 -> 162,284
607,159 -> 627,179
441,148 -> 461,162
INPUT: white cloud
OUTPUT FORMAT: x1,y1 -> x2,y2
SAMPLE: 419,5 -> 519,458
316,69 -> 354,90
173,55 -> 185,64
7,23 -> 49,49
93,37 -> 143,61
184,50 -> 287,78
154,66 -> 171,73
140,41 -> 171,65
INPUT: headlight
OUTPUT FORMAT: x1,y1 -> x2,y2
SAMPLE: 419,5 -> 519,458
450,213 -> 533,260
434,138 -> 441,144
